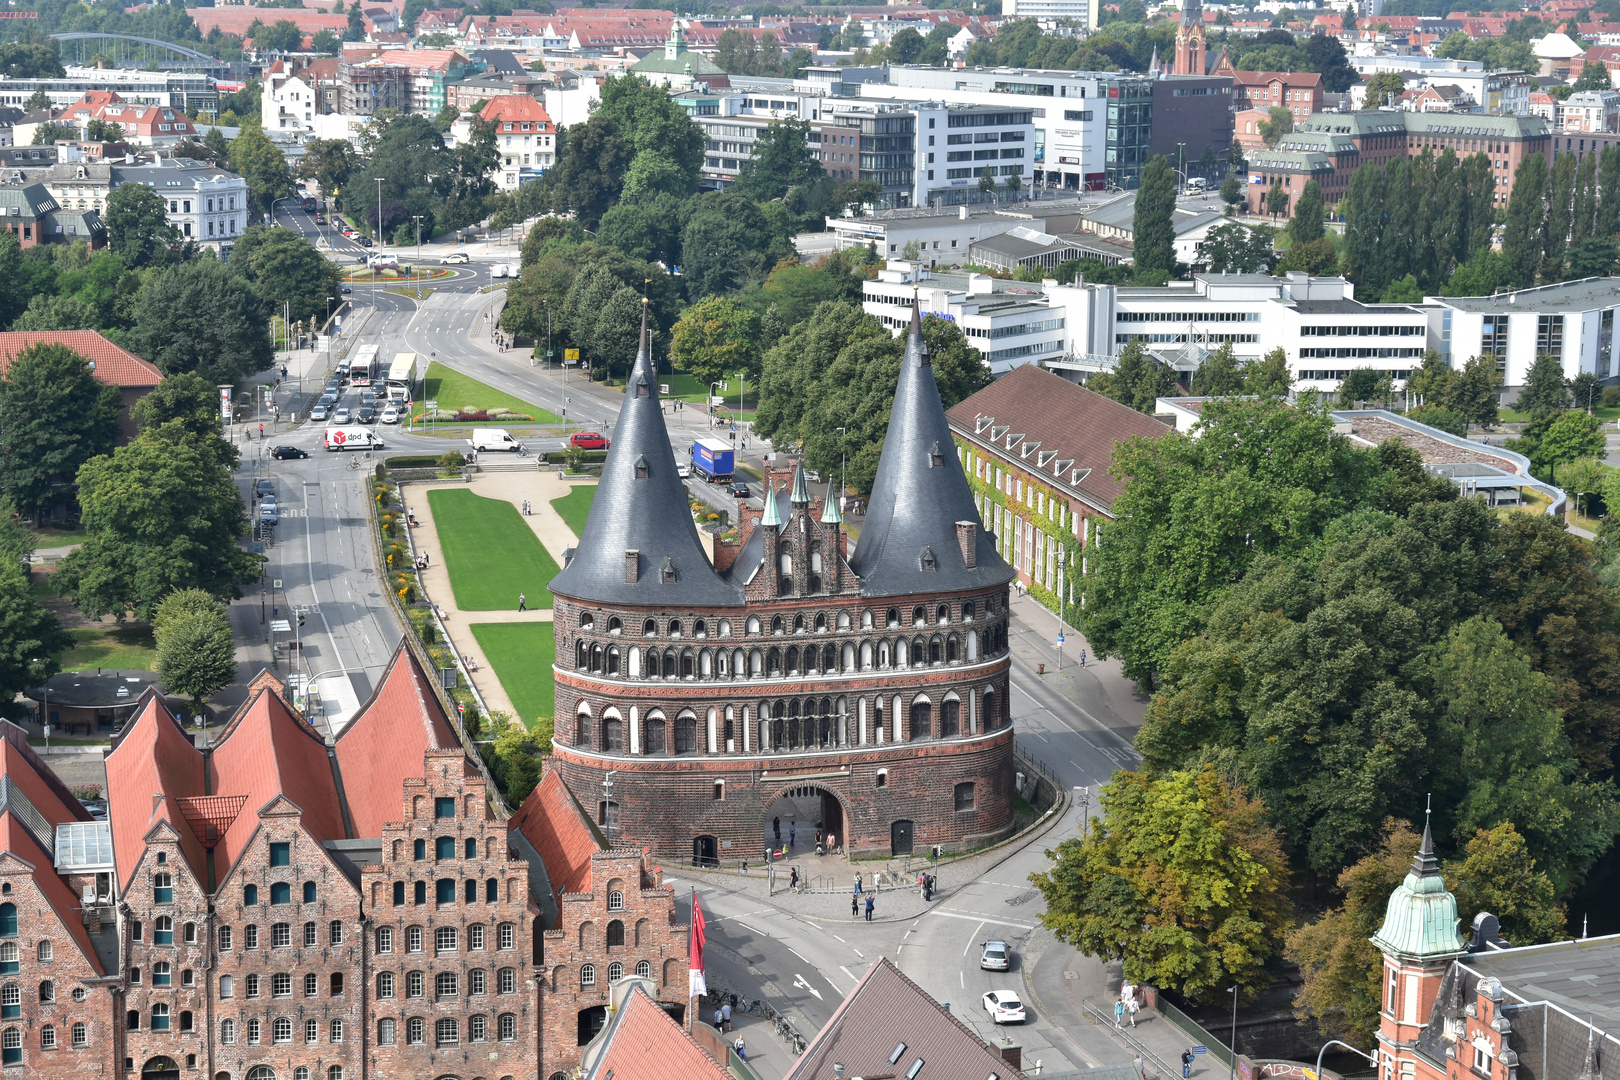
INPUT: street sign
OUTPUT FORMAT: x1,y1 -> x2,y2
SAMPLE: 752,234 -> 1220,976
565,348 -> 579,362
272,579 -> 282,590
1057,634 -> 1065,646
426,399 -> 438,411
1191,1047 -> 1209,1056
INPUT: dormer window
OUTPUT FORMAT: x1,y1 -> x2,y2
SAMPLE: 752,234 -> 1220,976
929,441 -> 943,468
920,547 -> 937,572
635,376 -> 649,398
660,558 -> 677,584
634,454 -> 649,479
975,415 -> 994,434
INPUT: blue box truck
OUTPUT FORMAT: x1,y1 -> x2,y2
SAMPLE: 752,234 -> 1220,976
691,438 -> 735,482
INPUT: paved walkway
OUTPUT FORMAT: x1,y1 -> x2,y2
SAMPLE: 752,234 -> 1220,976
400,469 -> 591,725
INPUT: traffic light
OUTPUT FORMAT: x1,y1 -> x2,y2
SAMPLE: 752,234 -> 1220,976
298,612 -> 305,628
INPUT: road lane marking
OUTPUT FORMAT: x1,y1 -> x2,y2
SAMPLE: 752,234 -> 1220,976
788,948 -> 809,963
831,935 -> 845,943
792,974 -> 823,1001
927,909 -> 1036,931
736,923 -> 761,935
840,965 -> 857,983
852,949 -> 864,958
962,921 -> 986,956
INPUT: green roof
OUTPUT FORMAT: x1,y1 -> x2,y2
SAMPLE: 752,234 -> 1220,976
630,50 -> 725,76
1370,818 -> 1469,962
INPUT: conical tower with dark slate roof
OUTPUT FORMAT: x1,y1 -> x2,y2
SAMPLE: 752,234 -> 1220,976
550,306 -> 743,607
848,304 -> 1014,597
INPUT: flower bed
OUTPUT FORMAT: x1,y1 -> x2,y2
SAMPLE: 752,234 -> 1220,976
414,407 -> 537,424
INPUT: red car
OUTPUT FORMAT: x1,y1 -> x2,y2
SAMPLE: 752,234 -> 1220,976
570,431 -> 609,450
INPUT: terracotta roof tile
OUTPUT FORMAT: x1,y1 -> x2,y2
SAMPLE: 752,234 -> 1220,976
479,96 -> 554,127
208,687 -> 347,882
333,645 -> 460,838
0,814 -> 105,974
105,691 -> 207,891
0,331 -> 162,389
584,984 -> 731,1080
0,721 -> 91,827
945,364 -> 1170,514
508,768 -> 604,904
788,957 -> 1026,1080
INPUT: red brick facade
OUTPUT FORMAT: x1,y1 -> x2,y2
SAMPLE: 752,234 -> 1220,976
551,460 -> 1017,863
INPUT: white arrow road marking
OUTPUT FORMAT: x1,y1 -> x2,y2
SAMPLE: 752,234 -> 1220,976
792,974 -> 823,1001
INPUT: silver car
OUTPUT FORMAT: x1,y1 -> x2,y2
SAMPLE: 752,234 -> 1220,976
980,940 -> 1011,971
310,404 -> 329,421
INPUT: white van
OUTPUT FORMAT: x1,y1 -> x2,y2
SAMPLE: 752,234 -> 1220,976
466,428 -> 520,453
323,427 -> 381,452
491,264 -> 510,279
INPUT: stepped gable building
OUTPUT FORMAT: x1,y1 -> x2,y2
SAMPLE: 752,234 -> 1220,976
1371,814 -> 1620,1080
20,641 -> 692,1080
549,305 -> 1018,863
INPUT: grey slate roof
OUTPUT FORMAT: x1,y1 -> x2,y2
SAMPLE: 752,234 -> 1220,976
548,311 -> 744,608
847,306 -> 1014,598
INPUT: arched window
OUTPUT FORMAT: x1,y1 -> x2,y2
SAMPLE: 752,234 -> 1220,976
39,1024 -> 53,1049
0,985 -> 15,1018
910,699 -> 931,740
947,635 -> 959,662
607,616 -> 622,635
636,960 -> 651,979
580,964 -> 596,987
886,607 -> 900,628
377,1019 -> 396,1046
407,1018 -> 425,1045
606,647 -> 620,676
767,648 -> 781,675
913,605 -> 927,626
70,1023 -> 84,1048
603,717 -> 623,751
674,715 -> 697,755
785,646 -> 798,674
37,981 -> 51,1004
771,615 -> 784,635
608,961 -> 624,982
719,619 -> 732,637
436,1017 -> 459,1046
746,615 -> 760,635
963,601 -> 976,620
413,839 -> 426,860
814,612 -> 827,632
436,837 -> 455,860
576,714 -> 592,748
681,650 -> 695,678
220,1019 -> 236,1045
304,881 -> 317,903
937,603 -> 950,624
607,889 -> 624,911
929,637 -> 942,664
270,883 -> 290,905
243,885 -> 257,906
1,1027 -> 17,1065
793,613 -> 805,633
668,619 -> 682,637
575,640 -> 586,669
643,618 -> 657,636
579,613 -> 595,630
940,698 -> 960,738
34,942 -> 49,963
645,719 -> 665,755
606,920 -> 624,947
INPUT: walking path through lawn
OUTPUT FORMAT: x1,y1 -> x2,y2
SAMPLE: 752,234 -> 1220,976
403,470 -> 594,728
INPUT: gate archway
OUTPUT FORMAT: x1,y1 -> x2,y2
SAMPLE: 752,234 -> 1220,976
763,784 -> 847,857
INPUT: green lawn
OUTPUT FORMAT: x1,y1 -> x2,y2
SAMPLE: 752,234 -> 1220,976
469,622 -> 556,729
60,626 -> 158,672
665,372 -> 757,422
427,488 -> 560,611
421,361 -> 562,423
549,485 -> 596,541
1496,407 -> 1620,424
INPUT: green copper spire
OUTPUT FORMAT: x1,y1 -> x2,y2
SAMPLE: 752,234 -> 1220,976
790,459 -> 811,505
761,482 -> 782,528
1370,804 -> 1468,961
821,489 -> 842,525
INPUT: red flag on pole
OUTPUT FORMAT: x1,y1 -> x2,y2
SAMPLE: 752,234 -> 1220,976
689,888 -> 707,998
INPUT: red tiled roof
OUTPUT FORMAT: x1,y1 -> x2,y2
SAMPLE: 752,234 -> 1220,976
0,331 -> 162,389
333,646 -> 460,838
479,95 -> 554,127
208,686 -> 348,882
788,958 -> 1026,1080
105,691 -> 207,891
945,364 -> 1171,514
0,814 -> 106,974
187,7 -> 350,36
0,722 -> 91,827
508,768 -> 603,905
1228,68 -> 1323,88
587,985 -> 731,1080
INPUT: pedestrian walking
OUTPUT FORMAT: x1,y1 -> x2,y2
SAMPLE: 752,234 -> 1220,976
923,874 -> 933,902
854,872 -> 862,894
864,894 -> 874,920
733,1037 -> 747,1061
828,831 -> 838,854
1134,1055 -> 1145,1080
1080,649 -> 1087,667
714,1008 -> 724,1031
518,592 -> 526,612
1182,1050 -> 1194,1078
258,423 -> 264,439
789,822 -> 796,847
721,1003 -> 732,1032
1114,1000 -> 1125,1028
773,816 -> 781,842
1128,996 -> 1139,1027
851,894 -> 859,917
789,866 -> 798,892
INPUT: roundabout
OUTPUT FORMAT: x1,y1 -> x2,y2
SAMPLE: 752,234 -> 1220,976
339,265 -> 460,283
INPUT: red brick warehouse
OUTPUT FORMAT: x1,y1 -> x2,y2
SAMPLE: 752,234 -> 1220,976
549,306 -> 1019,864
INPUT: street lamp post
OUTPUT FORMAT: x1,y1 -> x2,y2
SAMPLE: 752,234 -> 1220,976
1316,1040 -> 1379,1080
373,177 -> 384,307
30,659 -> 47,749
835,426 -> 848,512
412,214 -> 423,298
1228,987 -> 1239,1080
1056,548 -> 1066,670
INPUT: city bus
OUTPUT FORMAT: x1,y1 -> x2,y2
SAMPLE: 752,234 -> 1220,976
387,352 -> 416,402
350,344 -> 379,388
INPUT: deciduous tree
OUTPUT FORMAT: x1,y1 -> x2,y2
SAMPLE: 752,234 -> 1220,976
104,182 -> 181,268
1133,156 -> 1177,277
126,256 -> 273,385
670,296 -> 762,385
0,343 -> 122,519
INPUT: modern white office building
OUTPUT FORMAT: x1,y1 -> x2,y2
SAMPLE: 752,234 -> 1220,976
1426,278 -> 1620,394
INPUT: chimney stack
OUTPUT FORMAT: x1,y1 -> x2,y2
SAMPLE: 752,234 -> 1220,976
624,550 -> 639,584
955,521 -> 977,568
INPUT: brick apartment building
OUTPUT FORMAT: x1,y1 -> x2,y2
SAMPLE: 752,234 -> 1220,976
1245,110 -> 1552,215
549,310 -> 1018,864
0,644 -> 686,1080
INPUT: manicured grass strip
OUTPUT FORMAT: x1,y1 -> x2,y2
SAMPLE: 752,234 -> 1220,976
470,622 -> 556,729
665,371 -> 757,421
421,361 -> 562,424
60,626 -> 157,672
549,485 -> 596,542
426,489 -> 560,611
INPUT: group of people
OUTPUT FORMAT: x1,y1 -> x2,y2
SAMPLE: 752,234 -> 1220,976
917,871 -> 937,902
413,552 -> 430,571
